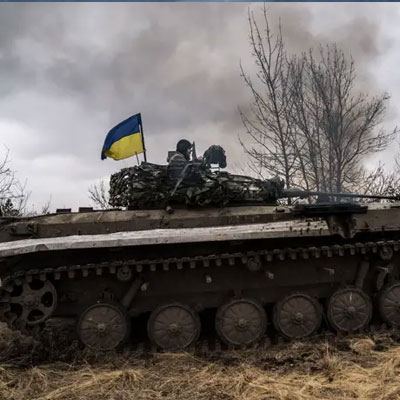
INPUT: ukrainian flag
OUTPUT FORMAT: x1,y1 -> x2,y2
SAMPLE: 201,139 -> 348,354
101,113 -> 145,160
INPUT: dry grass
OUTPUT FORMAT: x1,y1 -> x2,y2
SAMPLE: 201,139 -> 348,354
1,324 -> 400,400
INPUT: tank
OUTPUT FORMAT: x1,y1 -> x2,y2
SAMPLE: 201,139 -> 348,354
0,160 -> 400,351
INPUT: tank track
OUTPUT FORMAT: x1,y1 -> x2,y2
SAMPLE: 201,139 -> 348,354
0,238 -> 398,346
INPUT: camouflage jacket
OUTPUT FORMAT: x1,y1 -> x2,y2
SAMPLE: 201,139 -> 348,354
167,151 -> 203,185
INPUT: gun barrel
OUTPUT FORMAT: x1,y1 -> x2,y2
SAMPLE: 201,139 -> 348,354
192,141 -> 197,160
283,188 -> 399,201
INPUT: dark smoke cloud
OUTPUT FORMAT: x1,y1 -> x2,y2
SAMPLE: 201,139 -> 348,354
0,3 -> 399,209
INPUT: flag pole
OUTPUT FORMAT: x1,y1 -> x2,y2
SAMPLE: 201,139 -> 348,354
139,114 -> 147,162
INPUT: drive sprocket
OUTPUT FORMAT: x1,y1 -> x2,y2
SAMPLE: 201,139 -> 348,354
2,279 -> 57,334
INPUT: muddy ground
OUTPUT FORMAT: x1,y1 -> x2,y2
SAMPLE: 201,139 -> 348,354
1,324 -> 400,400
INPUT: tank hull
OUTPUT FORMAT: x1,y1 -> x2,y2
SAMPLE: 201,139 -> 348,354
1,203 -> 400,350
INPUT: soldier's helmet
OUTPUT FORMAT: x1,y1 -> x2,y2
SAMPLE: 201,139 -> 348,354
203,145 -> 227,168
176,139 -> 192,153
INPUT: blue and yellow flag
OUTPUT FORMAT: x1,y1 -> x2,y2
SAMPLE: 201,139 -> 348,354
101,113 -> 145,160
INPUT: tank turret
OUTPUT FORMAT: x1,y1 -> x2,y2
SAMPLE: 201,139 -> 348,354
109,160 -> 399,209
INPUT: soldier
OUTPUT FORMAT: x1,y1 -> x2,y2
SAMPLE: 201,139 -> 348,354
167,139 -> 192,163
167,139 -> 202,184
203,145 -> 227,168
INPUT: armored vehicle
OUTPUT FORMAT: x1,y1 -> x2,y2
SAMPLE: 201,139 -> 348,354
1,159 -> 400,351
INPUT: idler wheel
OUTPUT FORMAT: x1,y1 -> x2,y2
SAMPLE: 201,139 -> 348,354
78,303 -> 129,351
215,298 -> 266,346
273,293 -> 322,339
7,280 -> 57,328
148,303 -> 200,350
379,282 -> 400,327
327,287 -> 372,332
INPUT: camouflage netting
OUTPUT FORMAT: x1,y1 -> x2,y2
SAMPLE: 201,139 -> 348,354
109,162 -> 285,209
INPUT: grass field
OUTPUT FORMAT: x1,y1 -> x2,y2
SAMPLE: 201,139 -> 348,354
1,323 -> 400,400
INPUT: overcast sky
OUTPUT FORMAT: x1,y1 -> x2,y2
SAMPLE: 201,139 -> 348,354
1,3 -> 400,211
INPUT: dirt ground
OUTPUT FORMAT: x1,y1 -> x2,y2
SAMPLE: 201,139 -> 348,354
1,324 -> 400,400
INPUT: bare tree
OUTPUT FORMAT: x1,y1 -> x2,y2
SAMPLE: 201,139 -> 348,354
88,180 -> 110,209
239,7 -> 297,189
358,165 -> 399,198
356,149 -> 400,198
290,45 -> 397,192
0,148 -> 17,200
0,148 -> 31,216
40,197 -> 52,214
23,196 -> 53,217
240,9 -> 398,195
